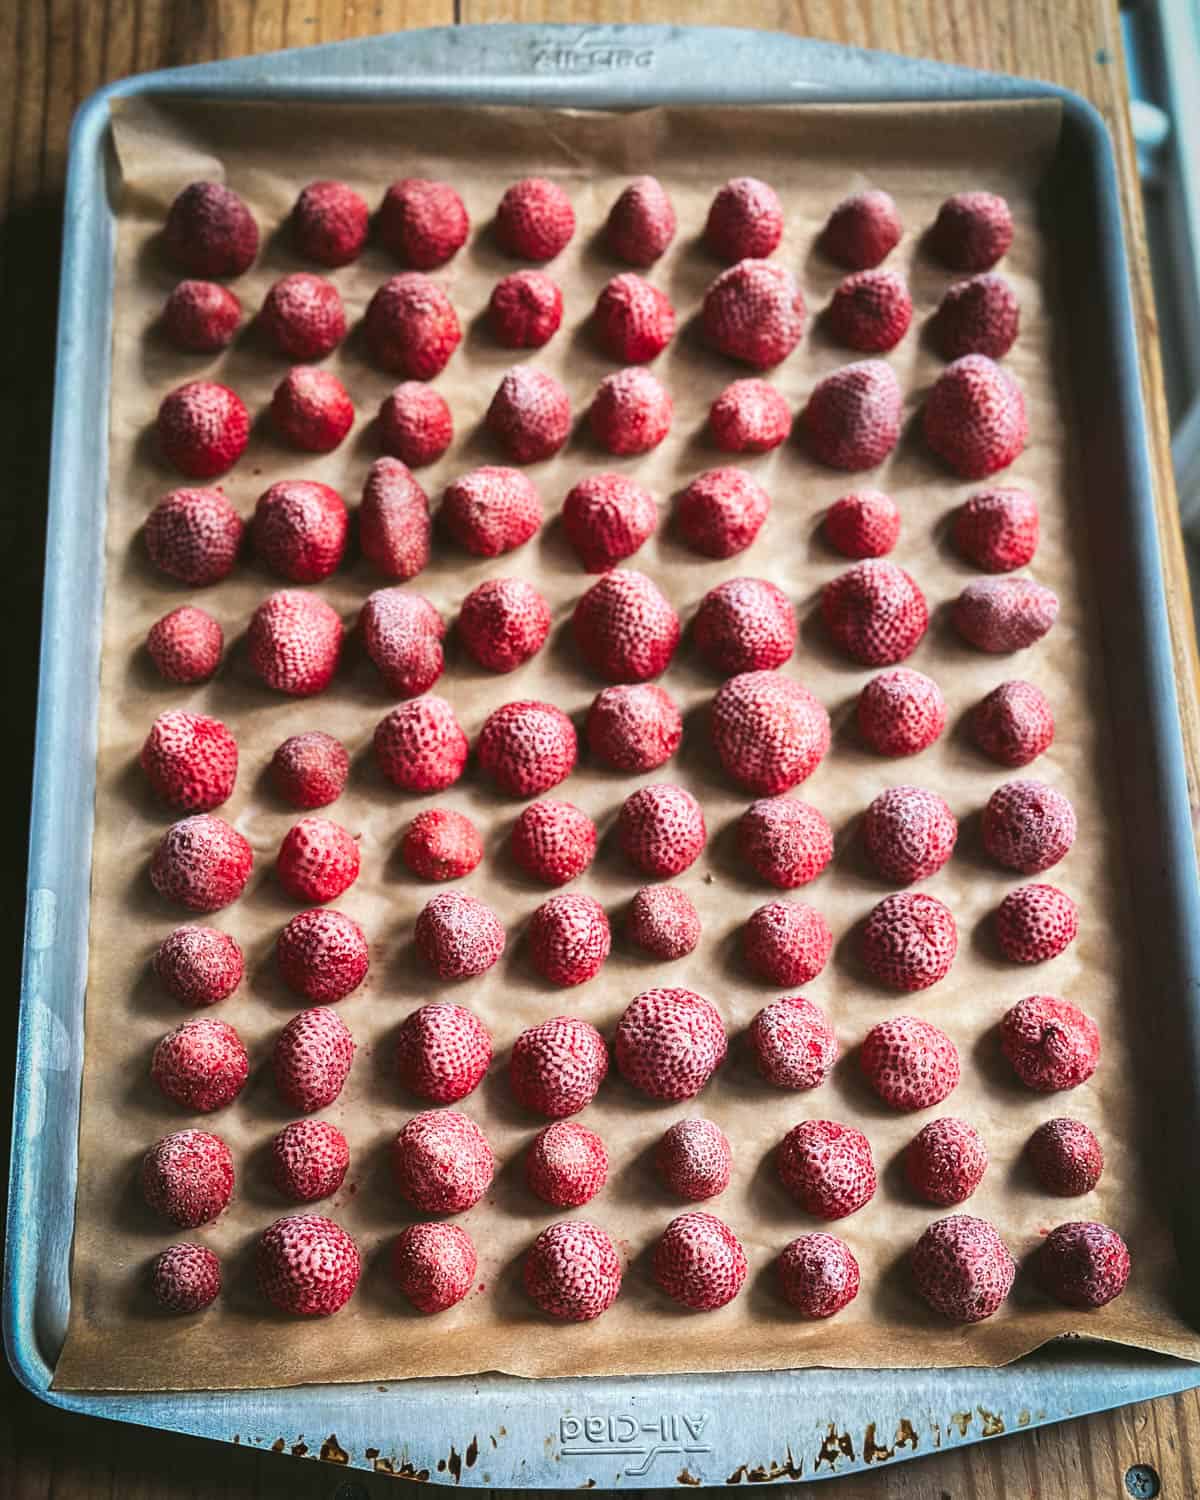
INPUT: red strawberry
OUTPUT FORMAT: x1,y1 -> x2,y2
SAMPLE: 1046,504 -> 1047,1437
495,177 -> 575,261
702,259 -> 806,367
487,269 -> 564,348
150,814 -> 253,912
749,993 -> 838,1087
627,884 -> 701,960
562,472 -> 657,572
823,490 -> 900,558
857,668 -> 946,756
803,360 -> 902,471
709,378 -> 791,453
374,696 -> 468,791
828,269 -> 913,352
270,731 -> 349,809
392,1222 -> 476,1313
614,987 -> 727,1100
485,366 -> 571,464
862,891 -> 957,990
146,606 -> 223,684
933,273 -> 1020,360
589,367 -> 673,455
401,808 -> 483,882
996,883 -> 1078,963
365,274 -> 461,378
273,1007 -> 355,1113
822,559 -> 928,665
656,1119 -> 731,1201
743,905 -> 833,988
253,479 -> 347,582
529,893 -> 611,986
953,577 -> 1059,652
653,1212 -> 746,1310
458,578 -> 550,673
710,670 -> 832,795
509,1015 -> 609,1118
525,1221 -> 622,1321
277,908 -> 369,1003
164,181 -> 258,277
905,1117 -> 988,1206
983,780 -> 1076,874
154,925 -> 243,1007
360,457 -> 432,579
970,680 -> 1054,766
392,1109 -> 495,1213
163,280 -> 241,352
911,1214 -> 1015,1322
150,1242 -> 221,1312
1028,1118 -> 1104,1195
271,366 -> 354,453
271,1119 -> 349,1202
248,589 -> 343,696
931,191 -> 1013,271
820,190 -> 902,270
860,1015 -> 961,1111
510,800 -> 596,885
441,466 -> 542,557
415,891 -> 505,979
144,487 -> 244,586
676,467 -> 770,559
361,587 -> 445,698
693,577 -> 795,675
586,683 -> 682,772
142,1129 -> 234,1228
378,178 -> 469,269
777,1120 -> 876,1219
617,784 -> 706,877
606,175 -> 677,266
705,176 -> 784,261
737,796 -> 834,888
291,180 -> 369,267
593,273 -> 675,362
526,1120 -> 608,1207
151,1015 -> 249,1111
256,1213 -> 360,1316
863,785 -> 958,884
573,568 -> 680,682
396,1002 -> 492,1103
259,273 -> 346,360
477,700 -> 577,797
276,816 -> 360,904
778,1233 -> 860,1318
1037,1221 -> 1130,1308
157,381 -> 249,478
954,487 -> 1039,572
139,709 -> 238,812
1001,994 -> 1099,1091
924,355 -> 1026,478
378,383 -> 453,467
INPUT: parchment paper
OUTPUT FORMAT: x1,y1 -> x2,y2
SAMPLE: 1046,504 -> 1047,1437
52,94 -> 1200,1392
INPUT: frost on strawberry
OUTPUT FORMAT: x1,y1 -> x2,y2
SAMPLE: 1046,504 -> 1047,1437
414,891 -> 505,980
710,671 -> 831,795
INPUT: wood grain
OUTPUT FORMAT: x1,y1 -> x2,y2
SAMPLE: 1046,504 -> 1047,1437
1,2 -> 1197,1497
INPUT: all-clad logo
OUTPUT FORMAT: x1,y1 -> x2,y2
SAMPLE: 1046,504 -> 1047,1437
530,29 -> 656,72
559,1412 -> 712,1477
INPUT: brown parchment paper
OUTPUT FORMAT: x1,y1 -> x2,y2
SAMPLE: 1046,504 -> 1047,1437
52,94 -> 1200,1393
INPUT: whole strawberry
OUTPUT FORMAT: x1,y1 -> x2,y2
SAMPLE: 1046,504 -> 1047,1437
392,1109 -> 495,1214
861,891 -> 957,991
361,587 -> 445,698
573,568 -> 680,682
803,360 -> 902,471
146,606 -> 223,684
905,1117 -> 988,1206
257,1213 -> 360,1316
144,487 -> 244,586
653,1212 -> 747,1310
824,490 -> 900,558
656,1119 -> 731,1201
1001,994 -> 1100,1091
529,893 -> 611,986
277,908 -> 369,1003
392,1222 -> 477,1313
509,1015 -> 609,1118
1037,1221 -> 1130,1308
270,731 -> 349,809
586,683 -> 682,772
702,258 -> 806,367
378,178 -> 469,268
441,466 -> 542,557
477,699 -> 577,797
1028,1118 -> 1104,1195
709,378 -> 791,453
617,783 -> 706,877
857,668 -> 946,756
164,181 -> 258,277
924,355 -> 1026,478
822,559 -> 928,665
396,1002 -> 492,1103
777,1120 -> 876,1219
954,486 -> 1039,572
142,1129 -> 234,1227
163,280 -> 241,352
150,814 -> 253,912
415,891 -> 505,979
140,709 -> 238,812
276,816 -> 360,904
614,987 -> 727,1100
627,884 -> 701,960
458,577 -> 550,673
820,190 -> 902,269
911,1214 -> 1015,1322
710,670 -> 832,795
248,589 -> 343,696
996,883 -> 1078,963
291,180 -> 369,266
983,780 -> 1076,873
860,1015 -> 961,1111
737,796 -> 834,887
253,479 -> 347,582
271,366 -> 354,453
271,1118 -> 349,1203
401,808 -> 484,882
749,993 -> 838,1087
706,176 -> 784,261
953,577 -> 1059,652
778,1233 -> 860,1318
828,269 -> 913,352
526,1120 -> 609,1207
366,274 -> 461,378
562,472 -> 658,572
495,177 -> 575,261
259,273 -> 346,360
157,381 -> 249,478
524,1221 -> 622,1321
487,269 -> 564,348
486,365 -> 572,464
863,785 -> 958,884
374,696 -> 468,791
933,273 -> 1020,360
378,384 -> 453,467
743,905 -> 833,988
152,1015 -> 249,1111
154,925 -> 243,1007
970,680 -> 1054,766
592,273 -> 675,362
510,800 -> 597,885
606,175 -> 677,265
589,367 -> 673,455
150,1243 -> 222,1312
693,577 -> 796,675
273,1006 -> 355,1113
676,467 -> 770,559
931,191 -> 1013,271
360,457 -> 432,579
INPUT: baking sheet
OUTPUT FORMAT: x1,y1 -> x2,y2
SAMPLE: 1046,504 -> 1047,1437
52,94 -> 1200,1391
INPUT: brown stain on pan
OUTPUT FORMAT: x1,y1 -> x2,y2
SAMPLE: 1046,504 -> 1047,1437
320,1434 -> 349,1463
465,1436 -> 480,1468
372,1457 -> 431,1481
678,1466 -> 702,1485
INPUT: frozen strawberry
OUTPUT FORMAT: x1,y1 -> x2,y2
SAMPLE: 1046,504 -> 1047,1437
291,179 -> 369,266
710,670 -> 832,795
485,366 -> 571,464
510,800 -> 596,885
933,273 -> 1020,360
925,355 -> 1026,478
277,908 -> 369,1003
749,993 -> 838,1087
271,366 -> 354,453
983,780 -> 1076,874
144,487 -> 244,586
911,1214 -> 1015,1322
361,587 -> 445,698
151,1015 -> 249,1112
1001,994 -> 1099,1092
971,680 -> 1054,766
863,785 -> 958,884
378,384 -> 453,467
617,784 -> 706,877
401,808 -> 484,882
163,280 -> 241,352
510,1015 -> 608,1118
260,273 -> 346,360
276,816 -> 360,905
589,367 -> 673,455
777,1120 -> 876,1219
615,987 -> 727,1100
150,1242 -> 221,1312
931,191 -> 1013,271
253,479 -> 347,582
271,1118 -> 349,1202
803,360 -> 902,471
562,472 -> 657,572
778,1233 -> 860,1318
953,577 -> 1059,653
573,569 -> 680,682
154,925 -> 243,1007
374,695 -> 469,791
737,796 -> 834,888
256,1213 -> 360,1316
529,893 -> 611,986
139,709 -> 238,812
905,1117 -> 988,1206
828,269 -> 913,352
653,1211 -> 746,1310
1028,1118 -> 1104,1195
157,381 -> 249,478
392,1108 -> 495,1213
860,1015 -> 961,1111
360,457 -> 433,579
702,258 -> 806,367
586,683 -> 681,773
676,467 -> 770,559
146,606 -> 223,684
593,273 -> 675,362
142,1129 -> 234,1228
270,731 -> 349,809
693,577 -> 795,675
1037,1221 -> 1129,1308
273,1007 -> 355,1113
392,1222 -> 477,1313
441,466 -> 542,557
248,589 -> 343,697
821,190 -> 902,269
705,176 -> 784,261
150,814 -> 253,912
628,884 -> 701,960
164,181 -> 258,277
862,891 -> 957,990
415,891 -> 505,979
656,1119 -> 731,1201
823,490 -> 900,558
857,668 -> 946,757
487,269 -> 564,348
495,177 -> 575,261
525,1221 -> 622,1321
996,883 -> 1078,963
365,274 -> 461,379
477,700 -> 576,797
744,905 -> 833,989
822,559 -> 928,665
709,378 -> 791,453
457,577 -> 550,674
954,487 -> 1039,573
606,175 -> 677,265
526,1120 -> 608,1207
379,178 -> 469,269
396,1002 -> 492,1103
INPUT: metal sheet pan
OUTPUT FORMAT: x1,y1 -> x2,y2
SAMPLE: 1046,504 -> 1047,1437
6,22 -> 1200,1487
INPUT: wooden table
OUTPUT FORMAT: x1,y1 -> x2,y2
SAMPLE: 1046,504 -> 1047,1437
3,2 -> 1198,1496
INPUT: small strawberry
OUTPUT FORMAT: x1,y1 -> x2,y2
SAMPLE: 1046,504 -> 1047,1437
656,1119 -> 731,1201
510,800 -> 596,885
911,1214 -> 1015,1322
749,993 -> 838,1086
606,175 -> 677,266
139,709 -> 238,812
154,925 -> 243,1007
360,457 -> 432,579
709,378 -> 791,453
983,779 -> 1076,874
144,487 -> 244,586
924,355 -> 1026,478
627,884 -> 701,959
271,1119 -> 350,1203
862,785 -> 958,884
401,808 -> 483,881
777,1120 -> 876,1219
277,908 -> 369,1003
441,466 -> 542,557
146,606 -> 223,684
857,668 -> 946,756
415,891 -> 505,979
487,269 -> 563,348
737,797 -> 834,888
573,568 -> 680,682
360,587 -> 445,698
157,381 -> 249,478
259,273 -> 346,360
693,577 -> 796,675
378,384 -> 453,467
822,559 -> 928,665
586,683 -> 682,772
828,269 -> 913,352
477,699 -> 577,797
271,366 -> 354,453
1028,1118 -> 1104,1195
954,486 -> 1039,572
529,893 -> 611,986
374,696 -> 469,791
589,367 -> 673,455
150,814 -> 253,912
276,816 -> 360,905
270,731 -> 349,809
702,258 -> 806,367
509,1015 -> 609,1118
486,366 -> 571,463
617,783 -> 706,877
253,479 -> 347,582
953,577 -> 1059,653
803,360 -> 902,471
396,1001 -> 492,1103
291,180 -> 369,266
823,490 -> 900,559
1037,1221 -> 1130,1309
563,472 -> 657,572
164,181 -> 258,277
933,273 -> 1020,360
705,177 -> 784,261
592,273 -> 675,362
778,1233 -> 860,1318
378,178 -> 469,268
392,1222 -> 477,1313
273,1007 -> 355,1113
905,1117 -> 988,1206
495,177 -> 575,261
150,1242 -> 222,1312
860,1015 -> 961,1111
930,191 -> 1013,271
163,280 -> 241,352
365,274 -> 461,378
392,1109 -> 495,1213
996,883 -> 1078,963
861,891 -> 957,991
971,680 -> 1055,766
142,1129 -> 234,1228
710,670 -> 832,795
614,987 -> 727,1100
458,577 -> 550,673
247,589 -> 343,696
256,1213 -> 360,1316
151,1015 -> 249,1111
743,905 -> 833,988
653,1212 -> 746,1310
525,1221 -> 622,1321
526,1120 -> 608,1207
676,467 -> 770,559
1001,994 -> 1099,1092
820,190 -> 902,269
